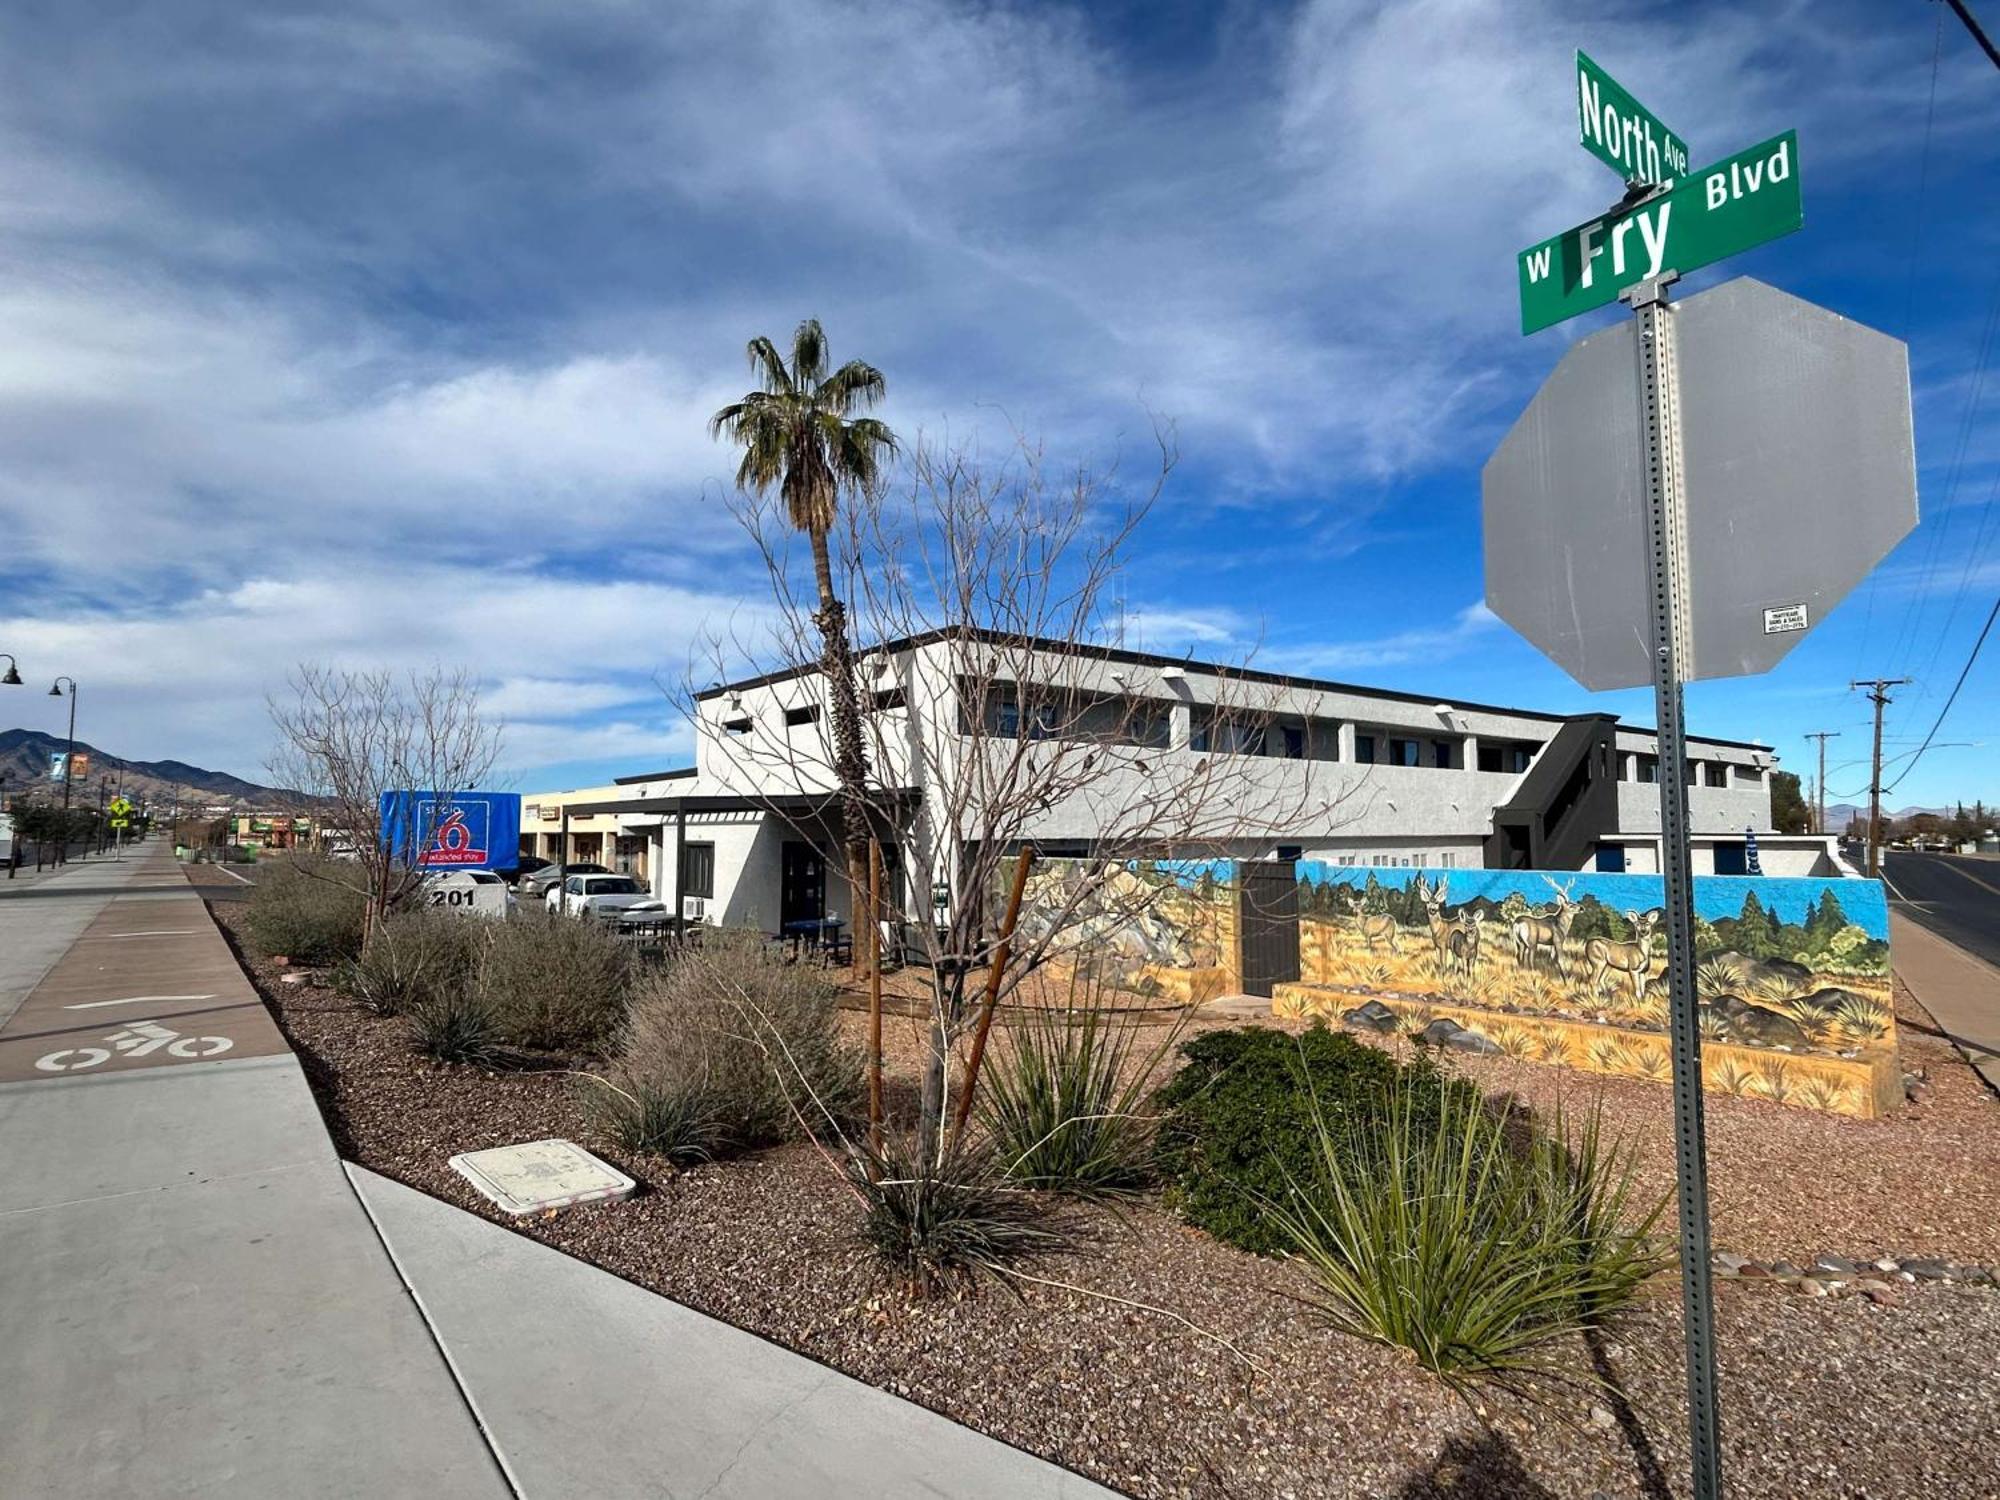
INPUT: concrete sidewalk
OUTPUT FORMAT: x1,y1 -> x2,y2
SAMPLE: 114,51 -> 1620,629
1,841 -> 1124,1498
1894,910 -> 2000,1094
350,1166 -> 1117,1499
0,842 -> 509,1499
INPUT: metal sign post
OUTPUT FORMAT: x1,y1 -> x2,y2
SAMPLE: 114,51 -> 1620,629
1623,269 -> 1722,1500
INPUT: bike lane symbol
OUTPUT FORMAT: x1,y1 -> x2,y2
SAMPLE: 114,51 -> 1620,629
35,1020 -> 235,1074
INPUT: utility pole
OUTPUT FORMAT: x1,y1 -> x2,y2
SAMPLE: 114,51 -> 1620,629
1850,680 -> 1909,878
1803,731 -> 1841,835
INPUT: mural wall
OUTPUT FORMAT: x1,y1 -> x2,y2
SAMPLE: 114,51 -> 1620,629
1272,864 -> 1898,1117
1011,858 -> 1240,1004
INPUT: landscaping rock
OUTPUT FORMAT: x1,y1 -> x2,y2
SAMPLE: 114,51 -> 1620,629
1442,1027 -> 1502,1056
1795,1278 -> 1828,1298
1589,1405 -> 1616,1431
1771,1260 -> 1802,1278
1873,1257 -> 1900,1273
1714,1251 -> 1751,1275
1340,1000 -> 1399,1035
1857,1280 -> 1899,1307
1704,995 -> 1810,1049
1738,1263 -> 1770,1279
1418,1019 -> 1461,1049
1813,1254 -> 1860,1276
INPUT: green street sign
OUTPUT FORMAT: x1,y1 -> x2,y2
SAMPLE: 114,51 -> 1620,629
1518,130 -> 1800,335
1576,51 -> 1689,184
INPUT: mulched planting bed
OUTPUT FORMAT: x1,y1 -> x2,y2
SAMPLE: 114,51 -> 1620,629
212,899 -> 2000,1499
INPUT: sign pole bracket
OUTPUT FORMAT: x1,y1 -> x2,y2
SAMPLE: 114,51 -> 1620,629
1622,267 -> 1724,1500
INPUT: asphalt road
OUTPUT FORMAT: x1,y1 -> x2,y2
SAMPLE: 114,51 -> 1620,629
1881,851 -> 2000,970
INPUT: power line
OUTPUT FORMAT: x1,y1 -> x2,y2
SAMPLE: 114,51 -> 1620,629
1887,593 -> 2000,791
1944,0 -> 2000,71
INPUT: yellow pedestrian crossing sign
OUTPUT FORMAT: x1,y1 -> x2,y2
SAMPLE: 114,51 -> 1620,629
109,796 -> 134,831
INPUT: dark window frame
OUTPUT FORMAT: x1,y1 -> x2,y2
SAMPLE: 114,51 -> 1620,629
679,841 -> 716,899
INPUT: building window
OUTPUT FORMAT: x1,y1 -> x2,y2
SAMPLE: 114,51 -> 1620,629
723,716 -> 753,735
1387,737 -> 1420,767
1276,845 -> 1303,861
784,704 -> 821,728
1701,762 -> 1726,788
1637,754 -> 1659,784
996,697 -> 1021,738
1431,739 -> 1455,769
1738,764 -> 1765,784
1437,851 -> 1457,868
1355,734 -> 1376,765
1281,725 -> 1305,760
679,842 -> 715,899
868,686 -> 907,712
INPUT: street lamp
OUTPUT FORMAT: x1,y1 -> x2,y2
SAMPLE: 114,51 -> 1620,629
1,654 -> 21,687
49,677 -> 76,862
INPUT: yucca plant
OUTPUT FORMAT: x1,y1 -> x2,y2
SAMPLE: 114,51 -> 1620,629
980,996 -> 1185,1198
1694,955 -> 1745,1000
1754,1060 -> 1793,1104
1707,1056 -> 1759,1097
1794,1073 -> 1854,1114
846,1134 -> 1072,1296
1832,993 -> 1891,1043
1533,1031 -> 1576,1067
410,989 -> 499,1066
1266,1083 -> 1667,1397
1631,1044 -> 1672,1082
579,1076 -> 722,1165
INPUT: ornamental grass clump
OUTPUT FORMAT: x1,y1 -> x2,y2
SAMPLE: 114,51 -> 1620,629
339,907 -> 483,1017
409,988 -> 501,1066
980,989 -> 1186,1198
1266,1080 -> 1668,1396
590,930 -> 861,1157
478,908 -> 631,1054
244,855 -> 367,966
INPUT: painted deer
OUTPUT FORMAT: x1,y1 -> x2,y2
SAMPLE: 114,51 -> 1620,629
1416,875 -> 1481,972
1587,909 -> 1662,1006
1342,885 -> 1399,954
1511,878 -> 1577,979
1445,908 -> 1487,980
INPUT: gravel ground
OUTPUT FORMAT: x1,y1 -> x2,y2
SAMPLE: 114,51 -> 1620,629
211,899 -> 2000,1500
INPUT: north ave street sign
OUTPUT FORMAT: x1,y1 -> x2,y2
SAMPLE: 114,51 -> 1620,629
1517,130 -> 1800,335
1577,51 -> 1688,184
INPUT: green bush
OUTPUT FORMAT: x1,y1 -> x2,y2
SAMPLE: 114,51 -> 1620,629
1266,1084 -> 1668,1394
244,856 -> 367,966
980,998 -> 1182,1197
1151,1024 -> 1464,1255
599,930 -> 861,1155
477,909 -> 630,1053
410,989 -> 500,1066
339,908 -> 483,1017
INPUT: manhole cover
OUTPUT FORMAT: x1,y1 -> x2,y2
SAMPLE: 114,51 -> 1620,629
449,1138 -> 636,1216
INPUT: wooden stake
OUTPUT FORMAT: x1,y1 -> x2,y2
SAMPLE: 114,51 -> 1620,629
867,837 -> 884,1160
949,847 -> 1034,1155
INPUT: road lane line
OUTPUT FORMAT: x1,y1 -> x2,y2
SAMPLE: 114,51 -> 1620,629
62,994 -> 217,1011
1935,857 -> 2000,898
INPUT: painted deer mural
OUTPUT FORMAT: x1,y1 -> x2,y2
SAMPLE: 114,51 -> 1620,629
1511,878 -> 1578,979
1342,885 -> 1399,954
1416,875 -> 1482,973
1445,908 -> 1486,980
1587,909 -> 1662,1006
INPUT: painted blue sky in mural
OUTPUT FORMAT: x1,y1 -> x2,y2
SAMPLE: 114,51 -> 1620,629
1297,863 -> 1889,939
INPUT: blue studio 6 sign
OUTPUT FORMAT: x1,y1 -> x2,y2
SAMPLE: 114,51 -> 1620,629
380,791 -> 522,872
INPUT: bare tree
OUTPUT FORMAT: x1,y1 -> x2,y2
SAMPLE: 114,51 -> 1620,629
696,431 -> 1355,1160
266,665 -> 503,943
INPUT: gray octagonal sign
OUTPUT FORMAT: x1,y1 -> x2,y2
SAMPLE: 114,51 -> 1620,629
1483,277 -> 1917,691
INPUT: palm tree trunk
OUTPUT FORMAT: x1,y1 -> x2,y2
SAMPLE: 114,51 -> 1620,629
807,526 -> 875,962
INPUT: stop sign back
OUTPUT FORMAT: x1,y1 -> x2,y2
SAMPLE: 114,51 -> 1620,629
1483,277 -> 1916,691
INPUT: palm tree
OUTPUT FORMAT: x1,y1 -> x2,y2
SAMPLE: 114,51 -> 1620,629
710,319 -> 897,913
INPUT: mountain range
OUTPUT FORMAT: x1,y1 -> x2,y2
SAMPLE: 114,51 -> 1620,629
0,728 -> 299,812
1820,803 -> 1956,830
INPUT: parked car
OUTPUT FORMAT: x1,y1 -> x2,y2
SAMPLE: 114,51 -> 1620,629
506,854 -> 552,886
547,873 -> 667,925
517,861 -> 608,899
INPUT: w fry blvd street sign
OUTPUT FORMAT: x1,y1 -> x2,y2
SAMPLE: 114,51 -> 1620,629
1577,50 -> 1688,184
1518,130 -> 1801,334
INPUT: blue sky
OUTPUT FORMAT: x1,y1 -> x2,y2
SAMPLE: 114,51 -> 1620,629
0,1 -> 1995,811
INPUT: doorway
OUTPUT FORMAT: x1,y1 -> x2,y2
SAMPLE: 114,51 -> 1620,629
781,842 -> 827,927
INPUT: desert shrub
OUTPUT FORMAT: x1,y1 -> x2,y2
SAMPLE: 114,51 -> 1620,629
600,930 -> 861,1154
244,856 -> 367,966
980,995 -> 1183,1197
581,1077 -> 722,1165
846,1134 -> 1072,1295
1151,1023 -> 1466,1255
1267,1085 -> 1667,1394
477,909 -> 630,1053
339,908 -> 484,1016
410,989 -> 500,1066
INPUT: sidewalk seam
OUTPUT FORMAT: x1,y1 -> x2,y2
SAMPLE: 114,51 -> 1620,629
343,1162 -> 527,1500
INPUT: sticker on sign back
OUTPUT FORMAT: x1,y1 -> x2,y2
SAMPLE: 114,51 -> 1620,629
1762,604 -> 1809,635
